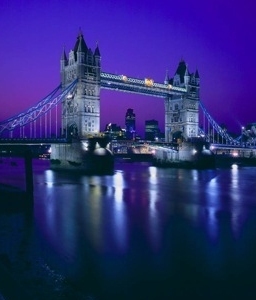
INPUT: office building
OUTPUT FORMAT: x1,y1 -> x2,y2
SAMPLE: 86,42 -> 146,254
125,108 -> 136,139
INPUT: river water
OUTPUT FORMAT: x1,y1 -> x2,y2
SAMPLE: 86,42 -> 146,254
1,158 -> 256,299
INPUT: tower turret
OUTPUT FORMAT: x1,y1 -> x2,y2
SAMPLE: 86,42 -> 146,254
76,34 -> 85,64
94,43 -> 101,79
164,70 -> 169,85
94,43 -> 101,57
174,60 -> 190,88
60,47 -> 68,84
184,65 -> 190,88
60,47 -> 68,70
195,69 -> 200,85
73,31 -> 88,58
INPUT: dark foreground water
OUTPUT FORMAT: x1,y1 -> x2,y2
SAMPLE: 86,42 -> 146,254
1,158 -> 256,299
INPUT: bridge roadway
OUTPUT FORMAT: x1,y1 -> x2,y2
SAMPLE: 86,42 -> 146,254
0,138 -> 69,145
208,144 -> 256,169
1,139 -> 256,161
1,138 -> 255,149
211,143 -> 256,153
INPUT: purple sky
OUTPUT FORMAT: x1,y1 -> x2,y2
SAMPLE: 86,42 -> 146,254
0,0 -> 255,136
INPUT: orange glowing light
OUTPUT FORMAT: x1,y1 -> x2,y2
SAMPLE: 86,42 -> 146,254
145,78 -> 154,87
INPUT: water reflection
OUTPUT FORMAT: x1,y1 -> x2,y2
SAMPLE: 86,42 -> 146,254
31,161 -> 256,298
205,176 -> 221,240
112,171 -> 127,252
38,165 -> 256,253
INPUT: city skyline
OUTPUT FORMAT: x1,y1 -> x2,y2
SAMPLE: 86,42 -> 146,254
0,0 -> 255,136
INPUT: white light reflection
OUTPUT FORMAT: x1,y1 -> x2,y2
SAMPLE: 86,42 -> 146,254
112,171 -> 127,252
113,171 -> 125,202
148,189 -> 161,251
205,177 -> 220,240
231,164 -> 239,189
149,166 -> 158,185
148,166 -> 160,251
45,169 -> 55,187
230,164 -> 242,238
42,170 -> 57,232
191,169 -> 198,181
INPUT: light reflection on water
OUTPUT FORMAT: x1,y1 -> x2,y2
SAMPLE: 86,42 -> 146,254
3,159 -> 256,298
36,162 -> 256,253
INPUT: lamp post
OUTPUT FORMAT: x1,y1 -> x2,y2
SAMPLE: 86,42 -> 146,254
241,126 -> 245,146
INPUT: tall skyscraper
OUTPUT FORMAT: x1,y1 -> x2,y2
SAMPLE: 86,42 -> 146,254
145,119 -> 159,141
125,108 -> 136,140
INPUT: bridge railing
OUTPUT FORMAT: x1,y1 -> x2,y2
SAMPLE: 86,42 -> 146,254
199,102 -> 240,146
0,79 -> 78,138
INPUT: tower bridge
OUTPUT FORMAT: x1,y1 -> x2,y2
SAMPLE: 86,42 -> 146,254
0,31 -> 235,144
0,31 -> 255,172
59,32 -> 200,143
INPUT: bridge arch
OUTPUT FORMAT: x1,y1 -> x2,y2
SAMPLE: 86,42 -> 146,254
172,130 -> 183,143
67,122 -> 78,139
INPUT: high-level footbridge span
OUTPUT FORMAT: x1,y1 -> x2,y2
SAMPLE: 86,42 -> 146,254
100,72 -> 186,97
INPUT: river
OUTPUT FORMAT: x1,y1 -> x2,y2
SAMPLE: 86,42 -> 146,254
1,158 -> 256,299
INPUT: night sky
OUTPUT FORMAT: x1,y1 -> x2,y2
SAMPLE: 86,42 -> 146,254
0,0 -> 255,136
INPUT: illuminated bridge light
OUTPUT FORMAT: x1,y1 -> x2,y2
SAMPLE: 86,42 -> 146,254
145,78 -> 154,87
122,75 -> 128,82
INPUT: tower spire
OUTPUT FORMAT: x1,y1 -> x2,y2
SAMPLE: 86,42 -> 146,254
164,69 -> 169,84
73,28 -> 88,55
78,26 -> 83,37
94,41 -> 100,56
60,46 -> 67,71
61,45 -> 67,61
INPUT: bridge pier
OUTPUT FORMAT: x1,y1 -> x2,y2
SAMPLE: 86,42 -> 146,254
0,145 -> 34,209
152,139 -> 215,169
50,137 -> 114,174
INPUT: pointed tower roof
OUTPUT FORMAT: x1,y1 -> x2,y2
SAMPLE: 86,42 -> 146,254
61,47 -> 68,61
195,69 -> 200,78
73,30 -> 88,55
88,48 -> 93,56
175,60 -> 189,83
94,43 -> 100,56
164,69 -> 169,84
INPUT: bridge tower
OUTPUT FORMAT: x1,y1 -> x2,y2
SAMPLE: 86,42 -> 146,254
164,60 -> 200,143
51,31 -> 113,173
60,31 -> 101,139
